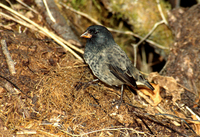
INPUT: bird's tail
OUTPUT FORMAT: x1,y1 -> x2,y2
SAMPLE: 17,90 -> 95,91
144,80 -> 154,91
138,75 -> 154,91
126,85 -> 137,95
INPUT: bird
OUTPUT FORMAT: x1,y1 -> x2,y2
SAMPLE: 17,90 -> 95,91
81,25 -> 154,102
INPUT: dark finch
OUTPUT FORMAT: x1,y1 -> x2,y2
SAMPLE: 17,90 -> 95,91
81,25 -> 154,101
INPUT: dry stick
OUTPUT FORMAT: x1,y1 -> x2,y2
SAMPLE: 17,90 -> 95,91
16,0 -> 39,14
132,44 -> 138,68
60,3 -> 168,50
43,0 -> 56,22
5,0 -> 14,9
0,12 -> 45,35
79,127 -> 149,136
0,75 -> 32,98
137,89 -> 180,126
60,3 -> 102,26
132,20 -> 165,67
37,130 -> 60,137
109,28 -> 167,50
58,126 -> 150,136
2,3 -> 83,55
54,35 -> 84,54
155,113 -> 196,135
141,46 -> 148,73
136,89 -> 154,105
177,83 -> 195,94
4,82 -> 15,93
186,106 -> 200,121
1,39 -> 16,75
156,0 -> 168,25
175,102 -> 200,124
1,10 -> 45,35
0,3 -> 84,62
16,130 -> 36,135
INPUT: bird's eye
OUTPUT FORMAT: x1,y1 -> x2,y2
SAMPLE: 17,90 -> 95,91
94,30 -> 99,34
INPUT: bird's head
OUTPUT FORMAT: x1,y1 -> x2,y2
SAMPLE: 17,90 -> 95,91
81,25 -> 114,44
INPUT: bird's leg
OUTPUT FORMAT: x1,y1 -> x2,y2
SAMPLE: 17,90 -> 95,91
112,85 -> 124,108
120,84 -> 124,102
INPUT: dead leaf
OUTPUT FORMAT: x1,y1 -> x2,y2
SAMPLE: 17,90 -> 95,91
139,83 -> 161,106
148,72 -> 184,104
191,115 -> 200,135
193,94 -> 200,108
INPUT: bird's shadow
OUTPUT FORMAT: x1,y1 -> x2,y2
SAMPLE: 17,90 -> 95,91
74,79 -> 99,91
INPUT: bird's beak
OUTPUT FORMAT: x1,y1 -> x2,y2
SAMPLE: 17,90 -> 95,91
80,31 -> 92,38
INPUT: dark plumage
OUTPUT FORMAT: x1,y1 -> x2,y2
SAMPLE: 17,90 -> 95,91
81,25 -> 154,101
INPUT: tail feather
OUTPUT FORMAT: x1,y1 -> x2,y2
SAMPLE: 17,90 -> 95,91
138,74 -> 154,91
144,81 -> 154,91
126,85 -> 137,95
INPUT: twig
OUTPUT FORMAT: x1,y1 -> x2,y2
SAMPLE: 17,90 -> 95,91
57,126 -> 151,136
138,113 -> 190,137
4,82 -> 15,93
1,39 -> 16,75
54,35 -> 84,54
156,0 -> 168,25
16,0 -> 39,14
137,89 -> 180,126
0,75 -> 31,98
177,83 -> 195,94
0,12 -> 45,34
6,0 -> 14,9
186,106 -> 200,121
141,45 -> 148,73
132,20 -> 165,67
37,130 -> 60,137
16,130 -> 36,135
60,2 -> 168,50
155,113 -> 196,134
136,20 -> 164,48
60,2 -> 102,26
110,28 -> 168,50
0,3 -> 84,62
79,127 -> 149,136
132,44 -> 138,67
136,89 -> 155,106
2,11 -> 83,54
43,0 -> 56,22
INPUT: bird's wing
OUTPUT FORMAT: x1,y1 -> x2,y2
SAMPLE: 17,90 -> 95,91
105,45 -> 138,88
108,64 -> 138,88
